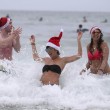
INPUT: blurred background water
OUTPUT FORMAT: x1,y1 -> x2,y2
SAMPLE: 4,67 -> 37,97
0,10 -> 110,110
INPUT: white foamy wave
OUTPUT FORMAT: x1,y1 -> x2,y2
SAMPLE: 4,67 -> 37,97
0,60 -> 110,109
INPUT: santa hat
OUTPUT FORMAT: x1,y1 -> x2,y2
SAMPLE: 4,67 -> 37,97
90,26 -> 101,34
46,29 -> 63,52
0,17 -> 10,30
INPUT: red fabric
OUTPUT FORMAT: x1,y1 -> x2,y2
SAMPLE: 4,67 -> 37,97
88,50 -> 103,60
0,17 -> 8,28
48,32 -> 63,47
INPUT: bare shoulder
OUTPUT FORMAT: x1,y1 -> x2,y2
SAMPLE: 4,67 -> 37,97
43,57 -> 50,61
60,56 -> 67,63
101,41 -> 109,47
42,57 -> 51,63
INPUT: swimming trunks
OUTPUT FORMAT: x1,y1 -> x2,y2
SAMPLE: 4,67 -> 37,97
88,50 -> 102,60
42,65 -> 61,74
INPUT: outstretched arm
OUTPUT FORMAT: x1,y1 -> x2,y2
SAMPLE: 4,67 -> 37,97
77,31 -> 82,57
63,31 -> 83,63
30,35 -> 44,62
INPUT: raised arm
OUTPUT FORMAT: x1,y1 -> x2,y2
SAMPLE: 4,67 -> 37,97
77,32 -> 82,57
12,27 -> 22,52
30,35 -> 46,63
63,31 -> 83,64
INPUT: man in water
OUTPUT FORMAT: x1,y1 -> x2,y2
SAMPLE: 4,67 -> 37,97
0,17 -> 22,72
0,17 -> 22,60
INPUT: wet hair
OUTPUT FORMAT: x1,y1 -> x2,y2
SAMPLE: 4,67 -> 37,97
46,46 -> 60,55
89,29 -> 104,52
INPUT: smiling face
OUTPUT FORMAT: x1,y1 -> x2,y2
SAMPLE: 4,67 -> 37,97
91,29 -> 101,41
45,46 -> 59,59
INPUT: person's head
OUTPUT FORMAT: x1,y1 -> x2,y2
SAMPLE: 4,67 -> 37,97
0,17 -> 13,33
79,24 -> 82,28
90,26 -> 103,41
45,46 -> 60,59
45,31 -> 63,59
89,26 -> 104,52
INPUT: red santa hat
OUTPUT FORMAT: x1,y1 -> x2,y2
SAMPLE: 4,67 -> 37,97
46,29 -> 63,52
90,26 -> 101,34
0,17 -> 10,30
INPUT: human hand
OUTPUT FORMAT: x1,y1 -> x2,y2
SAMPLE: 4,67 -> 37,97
30,35 -> 36,44
77,31 -> 83,40
11,27 -> 22,39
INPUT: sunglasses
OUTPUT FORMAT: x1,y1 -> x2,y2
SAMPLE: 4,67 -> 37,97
45,47 -> 53,53
92,31 -> 100,34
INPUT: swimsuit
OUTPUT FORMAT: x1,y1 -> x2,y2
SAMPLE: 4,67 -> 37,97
88,50 -> 102,60
42,64 -> 61,74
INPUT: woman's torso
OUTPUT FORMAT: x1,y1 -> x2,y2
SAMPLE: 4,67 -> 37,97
89,60 -> 110,74
88,44 -> 110,74
40,57 -> 66,85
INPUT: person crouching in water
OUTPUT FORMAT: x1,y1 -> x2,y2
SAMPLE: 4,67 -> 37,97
80,26 -> 110,75
30,29 -> 83,85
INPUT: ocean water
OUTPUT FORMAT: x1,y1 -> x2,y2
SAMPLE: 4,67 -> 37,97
0,10 -> 110,110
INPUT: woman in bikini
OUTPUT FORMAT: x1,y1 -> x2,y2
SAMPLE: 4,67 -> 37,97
30,29 -> 83,85
80,26 -> 110,75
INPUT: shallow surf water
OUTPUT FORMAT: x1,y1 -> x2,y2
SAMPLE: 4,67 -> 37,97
0,10 -> 110,110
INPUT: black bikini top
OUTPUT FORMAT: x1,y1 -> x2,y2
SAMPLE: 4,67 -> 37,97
42,64 -> 61,74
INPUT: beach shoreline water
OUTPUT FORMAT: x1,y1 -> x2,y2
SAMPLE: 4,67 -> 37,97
0,10 -> 110,110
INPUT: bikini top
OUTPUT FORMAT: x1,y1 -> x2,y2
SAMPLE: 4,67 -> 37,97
88,50 -> 103,60
42,64 -> 61,74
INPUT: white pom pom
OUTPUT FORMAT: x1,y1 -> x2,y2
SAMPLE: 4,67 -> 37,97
60,28 -> 63,32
